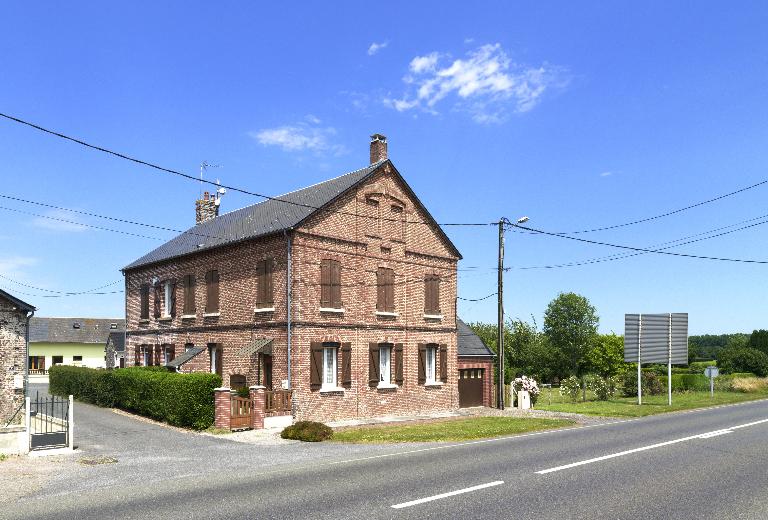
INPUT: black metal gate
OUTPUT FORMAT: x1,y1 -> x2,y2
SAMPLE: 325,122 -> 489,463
29,393 -> 69,450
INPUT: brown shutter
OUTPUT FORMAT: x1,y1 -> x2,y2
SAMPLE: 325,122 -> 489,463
140,284 -> 150,319
310,342 -> 323,390
386,269 -> 395,312
434,277 -> 441,314
418,344 -> 426,384
341,343 -> 352,387
184,274 -> 195,314
320,260 -> 331,307
376,268 -> 385,312
216,344 -> 223,377
153,284 -> 161,318
394,343 -> 403,385
206,270 -> 219,312
255,260 -> 265,306
134,345 -> 140,366
170,280 -> 177,317
439,344 -> 448,382
167,344 -> 176,363
331,260 -> 342,309
154,344 -> 162,366
369,343 -> 380,387
424,276 -> 432,314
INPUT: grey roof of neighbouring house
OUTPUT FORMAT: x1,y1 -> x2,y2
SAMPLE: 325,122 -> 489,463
107,331 -> 126,352
457,319 -> 495,358
30,317 -> 125,344
0,288 -> 36,313
123,159 -> 461,271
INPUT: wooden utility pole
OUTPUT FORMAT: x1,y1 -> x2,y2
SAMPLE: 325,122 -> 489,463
497,219 -> 505,410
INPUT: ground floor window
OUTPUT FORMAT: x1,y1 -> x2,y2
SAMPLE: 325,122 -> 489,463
142,346 -> 151,367
73,355 -> 83,366
379,344 -> 391,385
28,356 -> 45,371
425,345 -> 437,384
209,344 -> 223,377
323,344 -> 337,388
52,355 -> 63,366
164,345 -> 175,365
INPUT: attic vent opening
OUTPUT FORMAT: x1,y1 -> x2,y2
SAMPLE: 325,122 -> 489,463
73,322 -> 81,329
110,323 -> 118,329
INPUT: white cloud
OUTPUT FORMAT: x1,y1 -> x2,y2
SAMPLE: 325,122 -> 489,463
250,119 -> 347,156
600,171 -> 613,177
32,209 -> 89,232
0,256 -> 38,278
385,43 -> 567,123
367,41 -> 389,56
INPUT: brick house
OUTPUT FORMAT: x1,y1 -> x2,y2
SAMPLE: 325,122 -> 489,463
0,289 -> 36,425
122,135 -> 466,422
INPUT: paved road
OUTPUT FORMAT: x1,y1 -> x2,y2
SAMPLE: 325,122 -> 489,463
7,397 -> 768,519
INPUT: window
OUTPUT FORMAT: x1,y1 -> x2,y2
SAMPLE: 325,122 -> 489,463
185,343 -> 194,352
205,269 -> 220,313
164,345 -> 175,364
73,322 -> 81,329
256,259 -> 274,308
323,345 -> 337,388
425,346 -> 436,384
73,356 -> 83,362
209,344 -> 223,377
376,268 -> 395,313
29,356 -> 45,371
183,274 -> 196,315
142,346 -> 151,367
110,323 -> 118,329
380,344 -> 391,385
52,355 -> 63,366
163,281 -> 173,318
320,259 -> 342,309
140,284 -> 150,319
424,274 -> 441,315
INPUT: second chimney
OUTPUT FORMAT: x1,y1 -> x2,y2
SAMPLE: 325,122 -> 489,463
370,133 -> 388,164
195,191 -> 219,225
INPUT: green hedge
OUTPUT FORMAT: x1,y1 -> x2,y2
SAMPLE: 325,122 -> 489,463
49,366 -> 221,430
658,374 -> 710,392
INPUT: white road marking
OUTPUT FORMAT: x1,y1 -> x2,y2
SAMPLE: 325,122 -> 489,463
537,418 -> 768,475
391,481 -> 504,509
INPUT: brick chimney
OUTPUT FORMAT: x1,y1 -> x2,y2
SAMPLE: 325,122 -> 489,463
370,133 -> 388,164
195,191 -> 219,225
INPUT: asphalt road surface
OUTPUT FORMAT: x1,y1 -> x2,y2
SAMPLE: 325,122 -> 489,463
7,398 -> 768,520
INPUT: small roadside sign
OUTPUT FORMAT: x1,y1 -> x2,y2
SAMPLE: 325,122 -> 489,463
705,366 -> 719,378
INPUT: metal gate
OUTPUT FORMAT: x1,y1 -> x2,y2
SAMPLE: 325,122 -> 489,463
29,394 -> 69,450
459,368 -> 484,407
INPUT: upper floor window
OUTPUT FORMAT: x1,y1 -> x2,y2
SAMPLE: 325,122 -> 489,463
163,280 -> 176,318
183,274 -> 196,315
376,267 -> 395,313
140,284 -> 150,320
256,259 -> 274,308
320,259 -> 342,309
424,274 -> 441,315
205,269 -> 220,313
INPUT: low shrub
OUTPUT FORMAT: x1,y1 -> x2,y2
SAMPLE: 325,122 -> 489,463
512,375 -> 540,406
281,421 -> 333,442
586,374 -> 619,400
658,374 -> 710,392
621,371 -> 663,397
559,376 -> 581,401
49,366 -> 220,430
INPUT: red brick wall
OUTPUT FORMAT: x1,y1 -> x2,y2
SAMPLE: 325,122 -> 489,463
458,356 -> 495,407
124,162 -> 460,423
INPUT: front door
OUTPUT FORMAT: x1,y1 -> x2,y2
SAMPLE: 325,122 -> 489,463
459,368 -> 485,407
263,355 -> 273,390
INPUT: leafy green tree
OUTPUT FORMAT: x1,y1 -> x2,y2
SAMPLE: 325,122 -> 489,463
747,330 -> 768,356
587,333 -> 628,378
543,292 -> 599,378
718,347 -> 768,377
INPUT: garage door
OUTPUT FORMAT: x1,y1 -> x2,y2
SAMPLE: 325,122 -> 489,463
459,368 -> 484,407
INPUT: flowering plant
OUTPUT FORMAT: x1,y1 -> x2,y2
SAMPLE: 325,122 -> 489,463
513,375 -> 540,406
559,376 -> 581,401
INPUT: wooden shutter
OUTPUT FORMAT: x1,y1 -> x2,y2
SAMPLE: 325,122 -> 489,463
167,344 -> 176,363
154,344 -> 162,366
134,345 -> 140,366
310,342 -> 323,390
256,260 -> 265,306
341,343 -> 352,387
331,260 -> 342,309
184,274 -> 195,314
376,268 -> 386,312
140,284 -> 149,319
369,343 -> 380,387
169,280 -> 177,317
215,344 -> 223,377
265,259 -> 274,305
320,260 -> 331,307
385,269 -> 394,312
439,344 -> 448,382
206,269 -> 219,312
425,275 -> 440,314
153,284 -> 161,318
418,344 -> 426,384
394,343 -> 403,385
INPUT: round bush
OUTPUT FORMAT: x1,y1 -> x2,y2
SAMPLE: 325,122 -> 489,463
621,371 -> 664,397
559,376 -> 581,401
717,347 -> 768,377
281,421 -> 333,442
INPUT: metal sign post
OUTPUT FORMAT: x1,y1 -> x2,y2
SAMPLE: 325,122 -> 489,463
637,315 -> 642,405
705,366 -> 719,398
668,313 -> 672,406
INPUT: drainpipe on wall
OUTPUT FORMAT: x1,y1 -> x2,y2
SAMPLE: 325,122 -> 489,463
24,309 -> 34,398
284,229 -> 293,390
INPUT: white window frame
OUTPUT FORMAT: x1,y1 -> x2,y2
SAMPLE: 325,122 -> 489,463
379,344 -> 391,386
210,347 -> 218,374
425,345 -> 437,384
322,346 -> 337,389
163,281 -> 172,318
142,347 -> 150,367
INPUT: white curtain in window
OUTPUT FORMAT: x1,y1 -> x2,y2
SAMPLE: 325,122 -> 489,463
323,347 -> 336,386
426,347 -> 436,383
380,345 -> 391,384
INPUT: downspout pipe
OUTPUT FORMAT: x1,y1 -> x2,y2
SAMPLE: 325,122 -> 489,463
24,309 -> 34,398
284,229 -> 293,390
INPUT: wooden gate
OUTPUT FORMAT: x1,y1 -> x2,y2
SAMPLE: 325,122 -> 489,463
265,390 -> 292,416
230,395 -> 252,430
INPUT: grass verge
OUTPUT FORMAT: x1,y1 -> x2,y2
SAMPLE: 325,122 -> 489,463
535,390 -> 768,418
331,416 -> 574,443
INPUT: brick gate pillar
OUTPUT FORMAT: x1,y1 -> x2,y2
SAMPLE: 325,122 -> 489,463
214,387 -> 231,430
249,385 -> 266,430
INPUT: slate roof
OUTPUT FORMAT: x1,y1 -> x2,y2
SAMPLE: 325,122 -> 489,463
107,331 -> 126,352
0,288 -> 36,313
167,347 -> 205,369
124,159 -> 461,270
457,318 -> 495,358
30,317 -> 126,344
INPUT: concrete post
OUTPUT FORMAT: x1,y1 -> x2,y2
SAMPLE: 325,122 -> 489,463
68,395 -> 74,451
249,386 -> 266,430
214,387 -> 232,430
24,396 -> 31,454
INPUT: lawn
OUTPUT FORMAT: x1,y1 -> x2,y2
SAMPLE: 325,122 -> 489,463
331,416 -> 574,443
535,388 -> 768,418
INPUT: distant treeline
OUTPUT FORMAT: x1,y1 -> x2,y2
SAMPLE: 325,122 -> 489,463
688,333 -> 749,361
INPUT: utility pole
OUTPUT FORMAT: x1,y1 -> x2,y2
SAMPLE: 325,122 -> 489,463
497,219 -> 505,410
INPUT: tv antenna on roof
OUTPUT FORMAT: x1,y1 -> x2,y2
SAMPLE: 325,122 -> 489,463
199,161 -> 222,197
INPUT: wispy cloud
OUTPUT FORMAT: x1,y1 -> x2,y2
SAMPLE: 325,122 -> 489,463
600,171 -> 613,177
249,117 -> 348,156
32,209 -> 89,232
384,43 -> 567,123
0,256 -> 38,278
367,41 -> 388,56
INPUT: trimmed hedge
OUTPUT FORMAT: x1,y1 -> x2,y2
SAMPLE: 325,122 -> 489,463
658,374 -> 710,392
49,366 -> 221,430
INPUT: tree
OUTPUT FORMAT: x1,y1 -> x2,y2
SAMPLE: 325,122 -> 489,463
718,347 -> 768,377
587,333 -> 628,378
747,330 -> 768,356
543,292 -> 599,378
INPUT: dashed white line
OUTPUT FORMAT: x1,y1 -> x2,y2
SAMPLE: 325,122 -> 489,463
391,481 -> 504,509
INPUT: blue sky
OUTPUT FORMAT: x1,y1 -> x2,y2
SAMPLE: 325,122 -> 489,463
1,2 -> 767,334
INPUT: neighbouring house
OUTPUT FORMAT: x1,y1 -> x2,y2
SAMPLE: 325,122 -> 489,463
105,331 -> 126,369
457,319 -> 495,408
0,289 -> 35,425
29,317 -> 126,372
123,134 -> 466,423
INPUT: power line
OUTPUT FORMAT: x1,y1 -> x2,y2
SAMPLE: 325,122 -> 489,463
514,223 -> 768,264
457,292 -> 497,302
0,112 -> 493,228
0,274 -> 122,295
